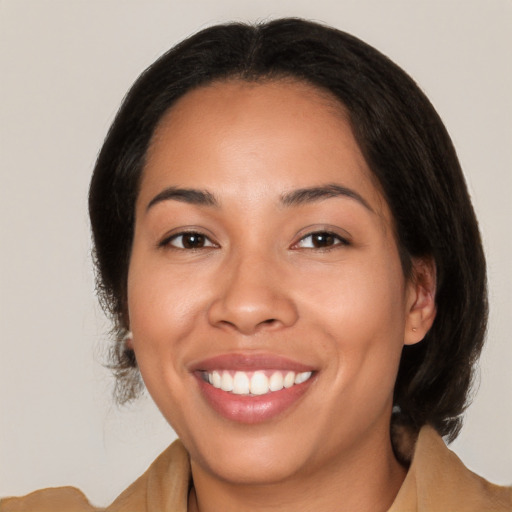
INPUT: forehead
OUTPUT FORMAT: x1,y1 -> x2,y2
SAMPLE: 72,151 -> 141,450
140,79 -> 388,218
149,79 -> 349,155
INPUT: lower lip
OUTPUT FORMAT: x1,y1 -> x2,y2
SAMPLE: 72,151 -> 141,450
195,374 -> 314,424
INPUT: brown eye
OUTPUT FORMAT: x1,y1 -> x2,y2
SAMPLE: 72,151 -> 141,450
165,232 -> 215,249
296,231 -> 348,249
311,233 -> 336,248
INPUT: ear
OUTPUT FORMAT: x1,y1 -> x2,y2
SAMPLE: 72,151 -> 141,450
123,330 -> 134,350
404,257 -> 437,346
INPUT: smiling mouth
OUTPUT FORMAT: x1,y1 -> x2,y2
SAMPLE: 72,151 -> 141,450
201,369 -> 313,396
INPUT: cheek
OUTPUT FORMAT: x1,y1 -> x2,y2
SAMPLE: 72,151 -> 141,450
128,251 -> 207,335
299,258 -> 406,336
126,252 -> 209,394
126,264 -> 204,432
298,257 -> 407,385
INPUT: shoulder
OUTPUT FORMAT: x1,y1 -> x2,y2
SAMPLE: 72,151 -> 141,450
391,425 -> 512,512
105,438 -> 190,511
0,440 -> 190,512
0,487 -> 98,512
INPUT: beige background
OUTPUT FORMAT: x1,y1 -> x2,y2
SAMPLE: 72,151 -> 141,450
1,0 -> 511,506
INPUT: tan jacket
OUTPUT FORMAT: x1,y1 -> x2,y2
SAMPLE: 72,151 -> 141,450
2,426 -> 510,511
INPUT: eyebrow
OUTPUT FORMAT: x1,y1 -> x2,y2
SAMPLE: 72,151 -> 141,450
147,187 -> 219,211
280,184 -> 374,212
146,183 -> 373,213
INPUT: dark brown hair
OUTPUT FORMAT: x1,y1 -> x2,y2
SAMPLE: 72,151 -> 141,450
89,18 -> 487,442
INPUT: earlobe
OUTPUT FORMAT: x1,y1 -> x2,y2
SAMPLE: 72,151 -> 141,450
124,330 -> 134,350
404,258 -> 437,346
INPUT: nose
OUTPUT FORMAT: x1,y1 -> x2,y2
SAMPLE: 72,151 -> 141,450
207,252 -> 298,335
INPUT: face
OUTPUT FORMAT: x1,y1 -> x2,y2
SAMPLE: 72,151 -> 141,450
128,80 -> 424,485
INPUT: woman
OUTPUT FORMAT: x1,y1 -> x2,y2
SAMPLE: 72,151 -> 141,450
2,18 -> 510,512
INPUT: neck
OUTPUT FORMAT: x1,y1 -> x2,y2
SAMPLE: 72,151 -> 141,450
188,426 -> 407,512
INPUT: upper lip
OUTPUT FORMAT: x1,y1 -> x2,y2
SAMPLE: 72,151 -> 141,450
189,353 -> 316,373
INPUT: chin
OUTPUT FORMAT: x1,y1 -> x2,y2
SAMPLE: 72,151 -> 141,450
204,449 -> 308,486
186,423 -> 317,485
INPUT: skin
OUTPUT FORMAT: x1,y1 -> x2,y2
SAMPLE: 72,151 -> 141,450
127,80 -> 436,512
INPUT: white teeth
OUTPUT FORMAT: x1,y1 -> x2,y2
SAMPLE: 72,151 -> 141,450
269,371 -> 284,391
250,371 -> 269,395
212,370 -> 222,388
295,371 -> 312,384
283,371 -> 295,388
220,371 -> 233,392
205,369 -> 313,396
232,371 -> 250,395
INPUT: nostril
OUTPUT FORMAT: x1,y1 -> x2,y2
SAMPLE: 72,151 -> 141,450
208,292 -> 299,334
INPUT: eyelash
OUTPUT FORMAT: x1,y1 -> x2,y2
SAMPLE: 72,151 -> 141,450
159,230 -> 349,251
293,231 -> 350,250
159,231 -> 217,250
